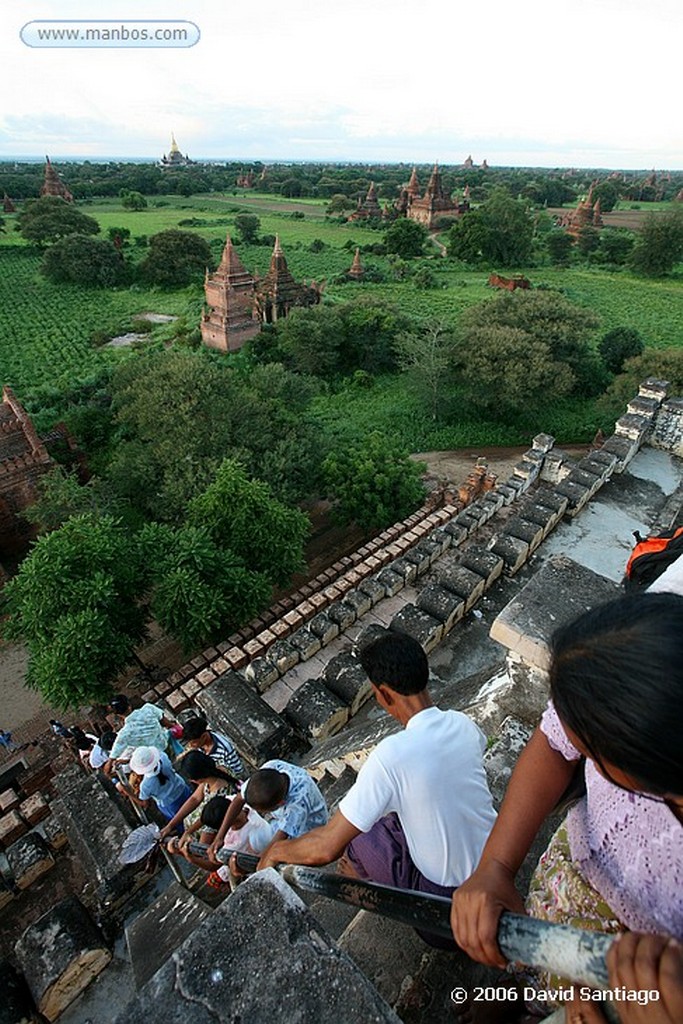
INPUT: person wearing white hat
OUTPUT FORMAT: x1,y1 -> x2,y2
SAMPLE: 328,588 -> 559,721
118,746 -> 193,823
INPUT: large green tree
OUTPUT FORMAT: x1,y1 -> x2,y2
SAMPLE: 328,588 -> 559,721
383,218 -> 428,259
2,514 -> 149,708
142,523 -> 271,652
107,350 -> 320,518
599,327 -> 644,375
188,459 -> 309,587
234,213 -> 260,244
596,348 -> 683,425
18,196 -> 100,246
449,188 -> 534,266
395,321 -> 458,421
322,433 -> 425,532
41,234 -> 126,287
140,229 -> 213,286
629,208 -> 683,277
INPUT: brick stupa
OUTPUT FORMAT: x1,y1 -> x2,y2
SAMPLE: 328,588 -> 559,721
200,234 -> 260,353
40,157 -> 73,202
254,237 -> 321,324
407,163 -> 464,229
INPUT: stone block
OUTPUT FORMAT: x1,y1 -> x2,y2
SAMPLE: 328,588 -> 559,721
375,567 -> 404,597
615,412 -> 650,441
515,501 -> 557,539
342,588 -> 373,619
327,601 -> 356,631
6,833 -> 55,889
225,646 -> 248,671
354,622 -> 389,652
438,564 -> 486,610
42,814 -> 68,850
454,511 -> 477,534
484,716 -> 534,807
425,527 -> 451,555
285,679 -> 350,742
283,609 -> 304,630
416,583 -> 465,633
504,515 -> 545,553
18,792 -> 50,826
358,576 -> 387,606
585,450 -> 618,475
165,689 -> 190,714
0,810 -> 27,848
459,545 -> 504,590
390,604 -> 443,653
489,534 -> 529,576
490,555 -> 621,673
479,492 -> 504,517
244,657 -> 280,693
532,432 -> 555,453
289,627 -> 322,660
389,556 -> 418,585
182,677 -> 204,699
126,882 -> 211,991
324,653 -> 372,715
268,639 -> 299,675
599,434 -> 637,470
502,474 -> 527,496
627,395 -> 659,418
638,378 -> 669,401
495,483 -> 518,506
539,450 -> 568,485
554,478 -> 591,517
442,521 -> 467,546
0,788 -> 20,814
113,871 -> 400,1024
16,895 -> 111,1022
308,612 -> 339,646
533,488 -> 569,518
414,536 -> 443,565
403,546 -> 431,575
52,772 -> 137,909
566,466 -> 602,494
512,458 -> 540,484
651,398 -> 683,457
197,670 -> 296,766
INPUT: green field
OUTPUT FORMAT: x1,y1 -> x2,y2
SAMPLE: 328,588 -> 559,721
1,194 -> 682,444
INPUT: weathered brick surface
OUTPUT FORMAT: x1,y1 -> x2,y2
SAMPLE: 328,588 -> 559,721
390,604 -> 443,653
416,584 -> 465,633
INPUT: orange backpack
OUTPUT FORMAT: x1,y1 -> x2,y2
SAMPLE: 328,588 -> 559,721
624,526 -> 683,590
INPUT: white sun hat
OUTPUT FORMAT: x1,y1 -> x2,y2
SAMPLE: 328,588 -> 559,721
129,746 -> 162,776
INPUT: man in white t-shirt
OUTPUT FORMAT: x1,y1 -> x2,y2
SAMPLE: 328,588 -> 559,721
260,630 -> 497,946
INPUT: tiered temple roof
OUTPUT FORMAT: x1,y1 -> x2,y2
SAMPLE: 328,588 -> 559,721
255,236 -> 321,323
159,134 -> 194,170
348,182 -> 382,221
555,180 -> 604,239
40,158 -> 73,202
406,163 -> 466,229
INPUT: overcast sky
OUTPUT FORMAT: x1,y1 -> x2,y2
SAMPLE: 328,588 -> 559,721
2,0 -> 682,169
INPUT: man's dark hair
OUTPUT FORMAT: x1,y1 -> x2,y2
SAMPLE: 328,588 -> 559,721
359,630 -> 429,695
110,694 -> 130,714
201,795 -> 231,831
99,730 -> 116,753
182,716 -> 208,742
550,592 -> 683,796
243,768 -> 288,811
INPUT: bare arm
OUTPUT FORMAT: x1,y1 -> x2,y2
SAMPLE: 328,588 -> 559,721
451,726 -> 577,967
207,793 -> 246,861
258,810 -> 361,870
159,788 -> 203,838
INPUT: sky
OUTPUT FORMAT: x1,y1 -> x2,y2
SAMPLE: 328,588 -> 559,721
2,0 -> 682,169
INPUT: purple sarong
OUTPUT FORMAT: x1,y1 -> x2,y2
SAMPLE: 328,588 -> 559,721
345,813 -> 456,949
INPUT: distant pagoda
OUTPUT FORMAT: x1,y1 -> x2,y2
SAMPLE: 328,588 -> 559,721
40,157 -> 73,201
160,134 -> 194,170
200,234 -> 260,353
3,194 -> 16,213
348,182 -> 382,221
347,248 -> 365,281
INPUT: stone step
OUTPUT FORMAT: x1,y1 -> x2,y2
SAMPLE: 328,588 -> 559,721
317,763 -> 357,813
125,881 -> 212,991
114,869 -> 401,1023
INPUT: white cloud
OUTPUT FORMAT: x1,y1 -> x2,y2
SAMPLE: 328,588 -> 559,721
2,0 -> 681,167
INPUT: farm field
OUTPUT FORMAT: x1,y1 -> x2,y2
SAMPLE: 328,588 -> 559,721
1,194 -> 682,421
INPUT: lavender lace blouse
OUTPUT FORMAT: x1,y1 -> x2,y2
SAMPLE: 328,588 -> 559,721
540,702 -> 683,939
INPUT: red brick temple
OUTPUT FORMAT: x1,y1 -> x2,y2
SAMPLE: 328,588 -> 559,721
40,158 -> 73,202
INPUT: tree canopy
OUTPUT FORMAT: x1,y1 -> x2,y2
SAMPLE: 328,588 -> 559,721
322,432 -> 425,532
41,234 -> 126,287
448,188 -> 534,266
18,197 -> 100,246
139,229 -> 213,286
2,514 -> 149,708
629,208 -> 683,277
383,218 -> 428,259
